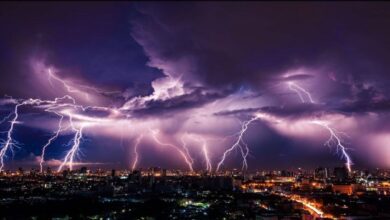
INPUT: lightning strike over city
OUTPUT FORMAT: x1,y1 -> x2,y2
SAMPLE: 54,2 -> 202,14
131,134 -> 143,171
187,134 -> 212,172
1,2 -> 390,218
150,129 -> 194,172
217,116 -> 259,172
309,120 -> 353,172
39,114 -> 64,173
180,135 -> 195,169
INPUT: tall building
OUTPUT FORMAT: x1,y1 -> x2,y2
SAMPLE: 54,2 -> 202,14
46,167 -> 52,175
315,167 -> 328,179
80,167 -> 87,174
162,169 -> 167,177
334,166 -> 349,182
129,170 -> 142,183
17,167 -> 24,175
281,170 -> 293,177
111,169 -> 116,177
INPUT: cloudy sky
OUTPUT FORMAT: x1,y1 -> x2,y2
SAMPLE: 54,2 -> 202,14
0,2 -> 389,171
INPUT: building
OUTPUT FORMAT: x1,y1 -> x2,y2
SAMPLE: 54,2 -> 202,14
315,167 -> 328,179
334,167 -> 349,182
332,184 -> 353,195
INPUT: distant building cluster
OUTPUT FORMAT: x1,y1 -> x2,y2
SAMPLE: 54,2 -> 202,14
0,166 -> 389,219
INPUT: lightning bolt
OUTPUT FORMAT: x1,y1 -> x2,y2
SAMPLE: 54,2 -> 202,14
180,135 -> 195,168
216,116 -> 258,172
39,114 -> 65,173
131,134 -> 143,171
288,82 -> 314,103
199,139 -> 212,172
187,135 -> 212,172
309,120 -> 352,172
0,102 -> 24,171
288,82 -> 352,171
239,137 -> 250,171
48,68 -> 91,100
150,129 -> 194,172
47,68 -> 120,100
57,113 -> 85,172
287,82 -> 351,171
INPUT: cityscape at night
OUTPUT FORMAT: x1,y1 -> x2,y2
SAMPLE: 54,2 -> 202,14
0,2 -> 390,219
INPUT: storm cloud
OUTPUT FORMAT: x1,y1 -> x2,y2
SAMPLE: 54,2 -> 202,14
0,2 -> 389,171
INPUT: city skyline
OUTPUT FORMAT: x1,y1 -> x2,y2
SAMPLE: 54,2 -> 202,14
1,2 -> 390,172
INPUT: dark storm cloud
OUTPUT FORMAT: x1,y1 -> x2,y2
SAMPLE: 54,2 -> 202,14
280,74 -> 314,82
260,104 -> 326,118
216,98 -> 390,120
214,104 -> 325,119
131,88 -> 228,117
337,81 -> 390,113
340,99 -> 390,114
0,2 -> 162,99
133,2 -> 390,92
214,108 -> 261,117
0,2 -> 389,170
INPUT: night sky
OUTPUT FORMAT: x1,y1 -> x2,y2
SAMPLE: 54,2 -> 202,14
0,2 -> 389,171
